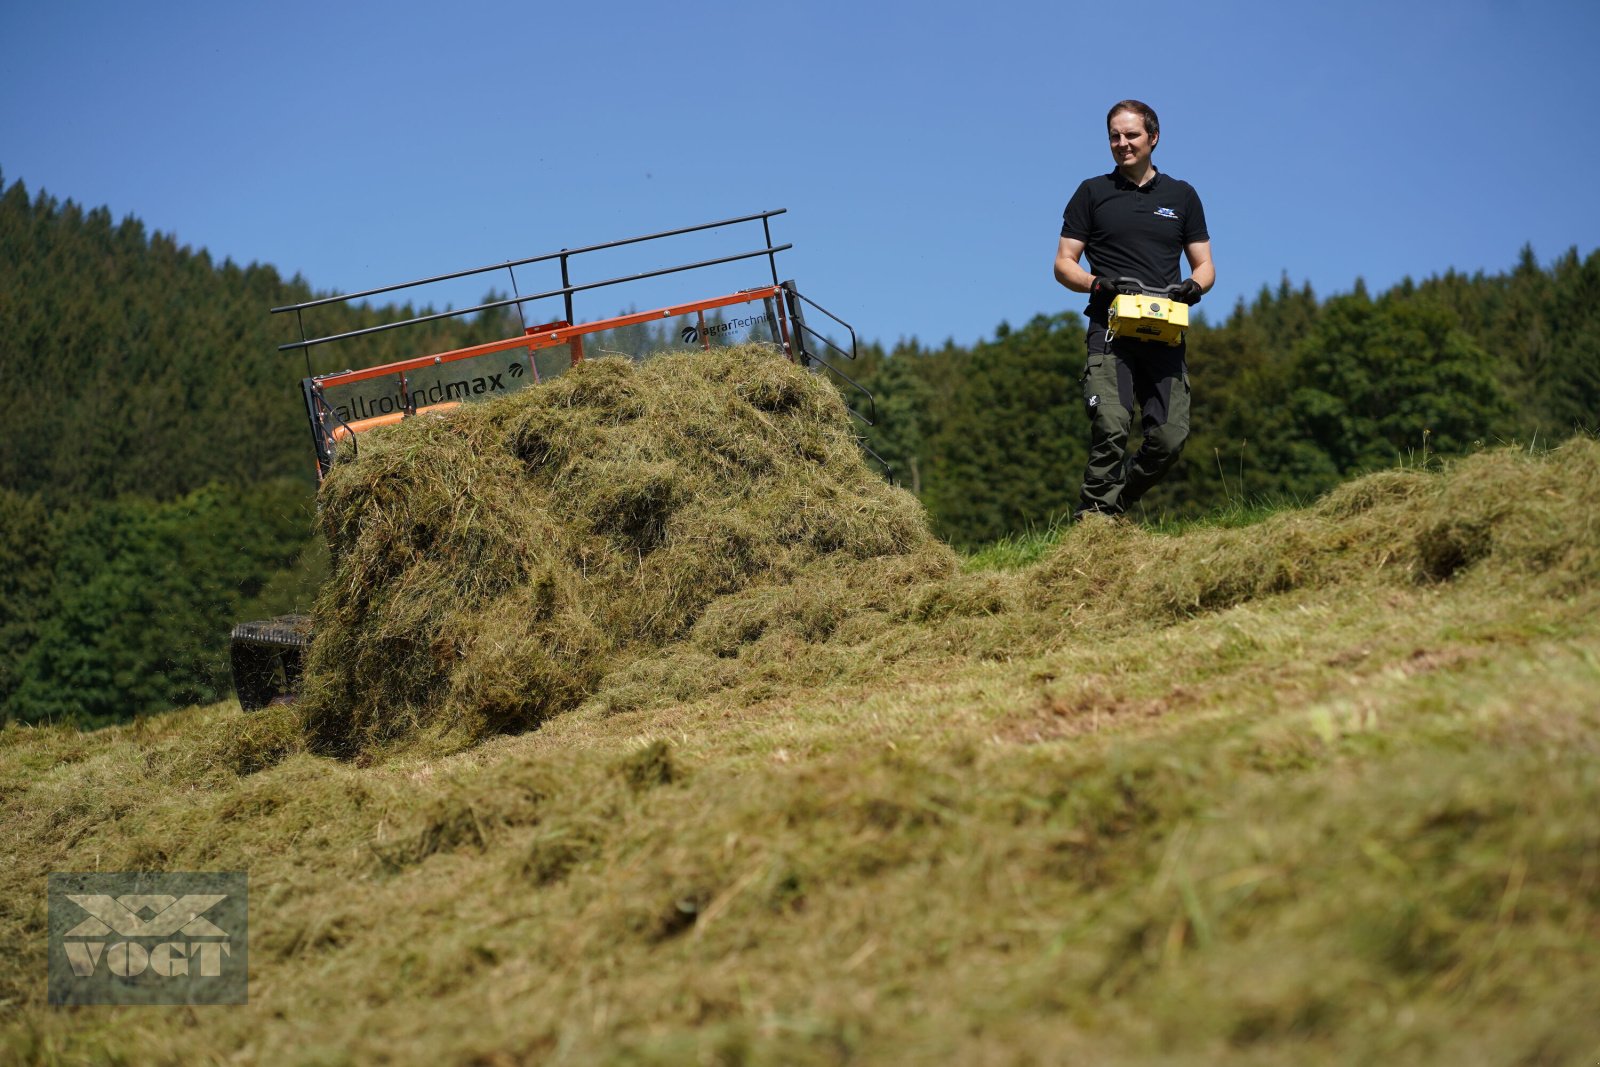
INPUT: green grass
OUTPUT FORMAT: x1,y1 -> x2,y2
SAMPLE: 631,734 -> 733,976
961,499 -> 1298,572
1134,496 -> 1300,536
3,442 -> 1600,1065
961,517 -> 1072,571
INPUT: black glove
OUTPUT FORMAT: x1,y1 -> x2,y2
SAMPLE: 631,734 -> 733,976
1174,278 -> 1203,305
1091,276 -> 1121,300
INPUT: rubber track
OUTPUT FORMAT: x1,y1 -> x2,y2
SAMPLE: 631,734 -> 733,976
230,615 -> 313,710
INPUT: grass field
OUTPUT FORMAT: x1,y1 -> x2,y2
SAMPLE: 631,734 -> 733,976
3,433 -> 1598,1065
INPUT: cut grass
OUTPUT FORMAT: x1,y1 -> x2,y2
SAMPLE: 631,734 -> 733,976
961,498 -> 1301,572
2,435 -> 1599,1064
300,345 -> 951,758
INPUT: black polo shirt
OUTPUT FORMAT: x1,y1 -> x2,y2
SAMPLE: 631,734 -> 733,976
1061,170 -> 1208,323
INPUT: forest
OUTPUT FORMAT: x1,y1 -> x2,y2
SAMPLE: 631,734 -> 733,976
2,170 -> 1597,725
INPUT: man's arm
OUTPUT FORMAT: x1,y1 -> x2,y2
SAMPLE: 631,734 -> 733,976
1054,236 -> 1094,293
1184,239 -> 1215,293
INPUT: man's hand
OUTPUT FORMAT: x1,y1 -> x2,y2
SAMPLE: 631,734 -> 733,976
1174,278 -> 1203,305
1091,276 -> 1121,300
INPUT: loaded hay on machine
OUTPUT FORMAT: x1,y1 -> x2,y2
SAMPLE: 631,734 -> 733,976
230,209 -> 934,742
298,345 -> 954,757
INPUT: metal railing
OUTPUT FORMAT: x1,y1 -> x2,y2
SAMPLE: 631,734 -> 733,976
272,209 -> 790,357
272,210 -> 885,480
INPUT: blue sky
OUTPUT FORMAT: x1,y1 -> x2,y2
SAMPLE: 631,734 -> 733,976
4,0 -> 1598,349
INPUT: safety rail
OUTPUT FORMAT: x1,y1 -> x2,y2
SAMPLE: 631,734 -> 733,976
274,211 -> 880,479
783,287 -> 874,426
272,209 -> 790,356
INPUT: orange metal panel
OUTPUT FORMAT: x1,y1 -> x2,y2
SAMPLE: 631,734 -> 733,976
315,286 -> 783,390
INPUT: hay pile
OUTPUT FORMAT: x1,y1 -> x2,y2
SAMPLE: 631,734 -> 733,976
299,346 -> 955,755
594,437 -> 1600,716
300,338 -> 1599,759
1025,436 -> 1600,627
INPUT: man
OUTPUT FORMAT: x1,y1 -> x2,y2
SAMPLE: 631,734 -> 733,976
1054,99 -> 1214,519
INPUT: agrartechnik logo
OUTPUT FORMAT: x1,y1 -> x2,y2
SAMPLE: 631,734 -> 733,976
682,312 -> 774,346
48,872 -> 248,1005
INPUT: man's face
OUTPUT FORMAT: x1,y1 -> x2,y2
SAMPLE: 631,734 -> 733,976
1107,110 -> 1156,171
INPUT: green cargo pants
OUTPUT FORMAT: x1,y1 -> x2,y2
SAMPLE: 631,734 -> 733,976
1075,329 -> 1190,518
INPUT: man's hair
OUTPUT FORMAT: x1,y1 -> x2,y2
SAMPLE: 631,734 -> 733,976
1106,99 -> 1160,141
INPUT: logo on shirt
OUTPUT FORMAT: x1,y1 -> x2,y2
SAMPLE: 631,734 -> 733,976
1154,207 -> 1179,219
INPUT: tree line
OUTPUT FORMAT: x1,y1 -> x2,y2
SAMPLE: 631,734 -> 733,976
0,173 -> 531,725
2,170 -> 1595,723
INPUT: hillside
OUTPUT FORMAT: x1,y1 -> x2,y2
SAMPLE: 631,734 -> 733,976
3,344 -> 1597,1062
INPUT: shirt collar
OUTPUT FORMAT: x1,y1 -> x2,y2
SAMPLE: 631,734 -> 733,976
1110,168 -> 1162,191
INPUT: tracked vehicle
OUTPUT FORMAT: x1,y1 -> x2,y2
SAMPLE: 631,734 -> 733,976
230,210 -> 877,709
